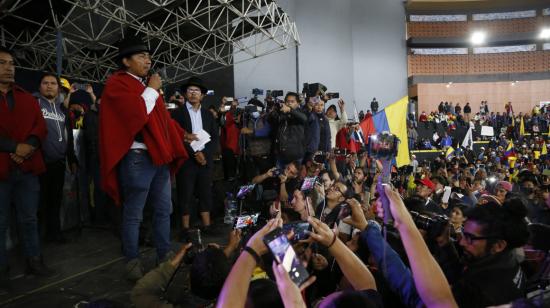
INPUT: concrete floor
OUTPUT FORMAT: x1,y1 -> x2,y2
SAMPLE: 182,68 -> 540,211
0,223 -> 231,308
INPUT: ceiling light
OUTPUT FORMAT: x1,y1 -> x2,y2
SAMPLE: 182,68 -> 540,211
470,31 -> 486,45
540,28 -> 550,40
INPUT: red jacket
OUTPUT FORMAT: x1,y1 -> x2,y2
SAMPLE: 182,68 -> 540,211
99,71 -> 189,205
0,85 -> 47,180
220,111 -> 240,154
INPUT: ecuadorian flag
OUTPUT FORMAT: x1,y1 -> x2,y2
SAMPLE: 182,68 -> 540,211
504,140 -> 515,158
359,96 -> 410,167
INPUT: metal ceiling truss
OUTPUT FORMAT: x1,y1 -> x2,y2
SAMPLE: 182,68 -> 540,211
0,0 -> 300,84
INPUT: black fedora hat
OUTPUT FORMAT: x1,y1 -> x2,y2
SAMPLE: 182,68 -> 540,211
116,36 -> 150,59
181,76 -> 207,94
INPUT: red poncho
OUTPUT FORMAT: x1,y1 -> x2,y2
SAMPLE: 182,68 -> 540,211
220,111 -> 240,154
99,71 -> 188,205
0,85 -> 47,180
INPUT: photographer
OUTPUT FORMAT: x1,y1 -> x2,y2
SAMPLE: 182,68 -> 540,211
239,98 -> 273,179
131,230 -> 241,307
252,161 -> 300,205
268,92 -> 307,167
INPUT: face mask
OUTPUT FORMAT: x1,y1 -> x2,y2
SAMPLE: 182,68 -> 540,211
251,111 -> 260,119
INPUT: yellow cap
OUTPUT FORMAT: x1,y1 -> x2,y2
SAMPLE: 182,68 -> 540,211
59,78 -> 71,91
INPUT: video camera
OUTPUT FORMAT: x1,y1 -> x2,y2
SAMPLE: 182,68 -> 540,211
252,88 -> 264,96
410,211 -> 449,239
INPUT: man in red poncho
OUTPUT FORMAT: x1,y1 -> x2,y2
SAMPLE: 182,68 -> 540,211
99,36 -> 189,281
0,47 -> 56,290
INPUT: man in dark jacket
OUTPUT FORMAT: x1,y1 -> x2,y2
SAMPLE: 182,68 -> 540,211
269,92 -> 307,168
451,201 -> 529,307
370,97 -> 378,114
0,47 -> 56,291
172,76 -> 219,241
463,102 -> 471,122
306,98 -> 331,161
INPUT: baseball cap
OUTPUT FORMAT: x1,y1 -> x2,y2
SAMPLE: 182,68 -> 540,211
416,178 -> 435,191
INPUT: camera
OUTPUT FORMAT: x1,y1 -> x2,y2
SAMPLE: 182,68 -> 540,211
252,88 -> 264,96
313,152 -> 327,164
271,90 -> 284,97
410,211 -> 449,238
272,168 -> 283,177
72,83 -> 88,91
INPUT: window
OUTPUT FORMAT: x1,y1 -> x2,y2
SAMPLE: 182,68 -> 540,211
543,8 -> 550,16
472,10 -> 536,21
544,43 -> 550,50
409,15 -> 467,22
411,48 -> 468,55
473,45 -> 536,54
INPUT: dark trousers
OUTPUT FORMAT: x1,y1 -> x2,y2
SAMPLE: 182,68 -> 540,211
222,148 -> 237,180
176,160 -> 213,216
0,170 -> 41,267
40,160 -> 66,238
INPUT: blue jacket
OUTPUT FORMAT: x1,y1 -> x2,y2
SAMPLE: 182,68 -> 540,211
360,221 -> 423,308
307,112 -> 331,154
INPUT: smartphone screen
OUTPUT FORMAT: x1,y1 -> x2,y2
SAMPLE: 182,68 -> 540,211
301,176 -> 318,191
234,213 -> 260,229
263,228 -> 310,286
282,221 -> 311,241
236,184 -> 255,199
442,186 -> 452,203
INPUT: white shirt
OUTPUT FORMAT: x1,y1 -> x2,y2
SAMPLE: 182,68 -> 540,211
126,71 -> 159,150
186,102 -> 205,151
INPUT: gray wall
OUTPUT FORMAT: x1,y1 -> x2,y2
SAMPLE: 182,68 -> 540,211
351,0 -> 408,110
233,0 -> 408,113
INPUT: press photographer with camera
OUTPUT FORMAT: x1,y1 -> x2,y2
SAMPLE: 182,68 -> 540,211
238,98 -> 273,180
268,92 -> 307,167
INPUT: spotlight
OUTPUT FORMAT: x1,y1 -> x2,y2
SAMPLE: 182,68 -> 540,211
540,28 -> 550,40
470,31 -> 486,45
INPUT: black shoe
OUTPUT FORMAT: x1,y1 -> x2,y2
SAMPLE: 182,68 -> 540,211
25,256 -> 57,278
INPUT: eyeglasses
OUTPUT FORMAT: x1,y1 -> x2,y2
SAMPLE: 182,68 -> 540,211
461,231 -> 498,245
187,88 -> 202,93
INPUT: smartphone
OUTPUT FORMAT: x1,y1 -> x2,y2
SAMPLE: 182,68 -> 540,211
236,184 -> 256,199
72,83 -> 87,91
226,97 -> 234,102
301,176 -> 318,191
263,228 -> 310,286
282,221 -> 311,241
206,90 -> 215,96
224,105 -> 231,111
442,186 -> 452,203
234,213 -> 260,229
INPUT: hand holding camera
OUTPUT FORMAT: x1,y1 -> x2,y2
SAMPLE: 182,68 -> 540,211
281,103 -> 291,113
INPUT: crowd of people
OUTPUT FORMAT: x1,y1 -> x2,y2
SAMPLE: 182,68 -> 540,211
410,100 -> 550,151
1,33 -> 549,308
